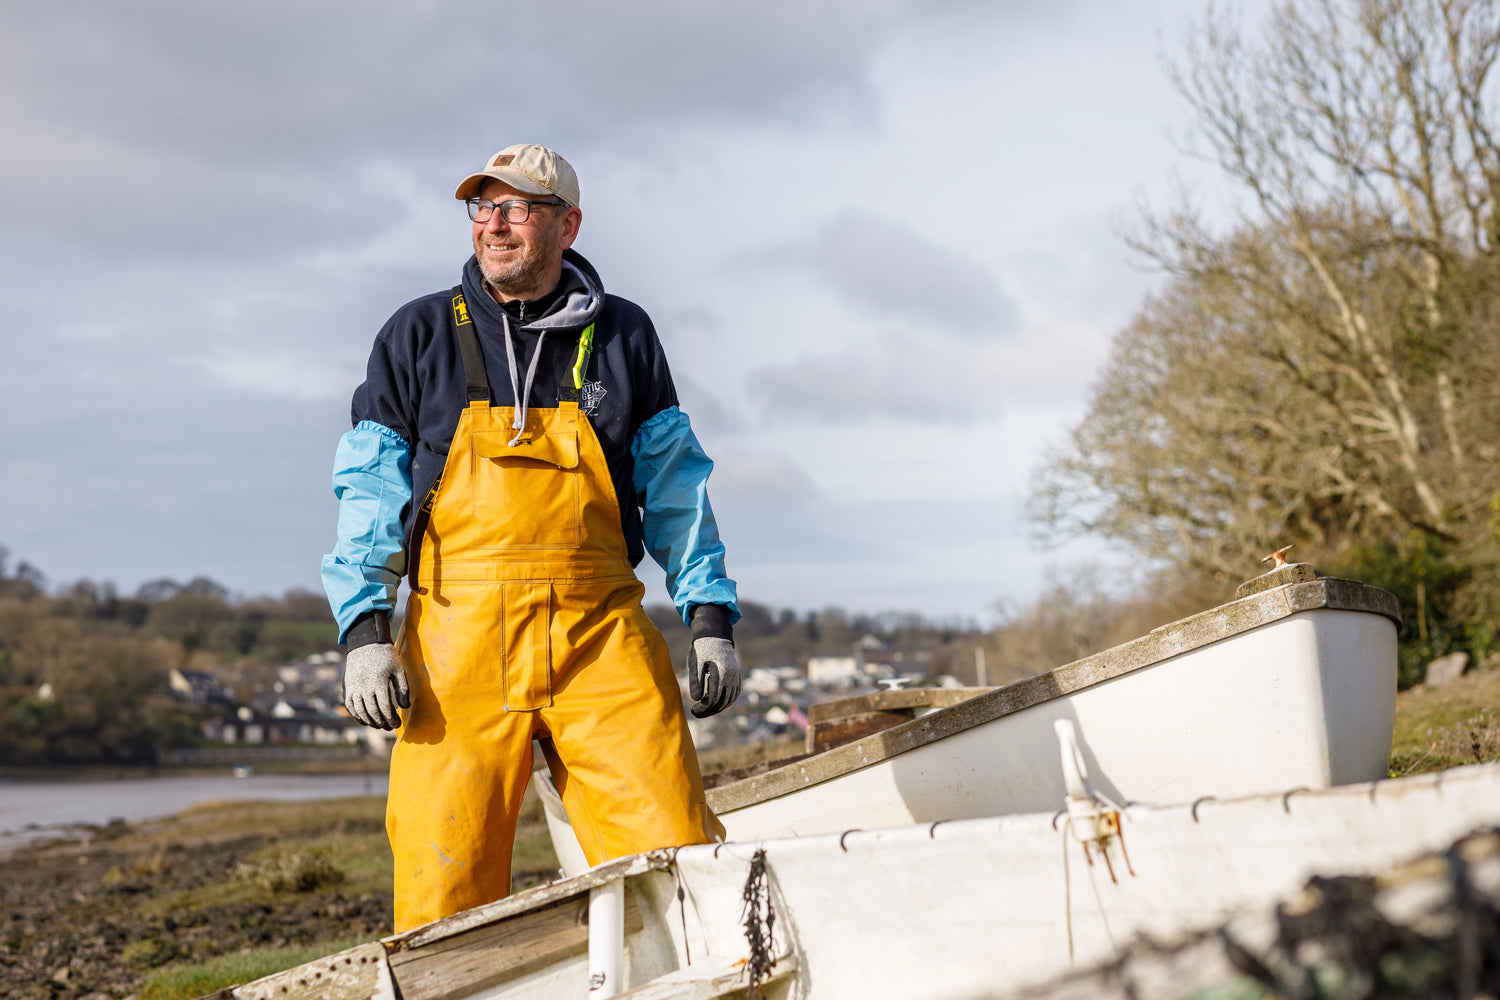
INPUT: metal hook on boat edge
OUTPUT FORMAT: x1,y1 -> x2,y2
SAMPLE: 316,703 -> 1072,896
839,829 -> 861,852
1190,796 -> 1216,822
1282,787 -> 1310,814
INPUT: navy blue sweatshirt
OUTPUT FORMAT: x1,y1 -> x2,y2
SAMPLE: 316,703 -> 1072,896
351,249 -> 678,568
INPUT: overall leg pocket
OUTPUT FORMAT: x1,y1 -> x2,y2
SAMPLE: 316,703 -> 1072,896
502,582 -> 553,711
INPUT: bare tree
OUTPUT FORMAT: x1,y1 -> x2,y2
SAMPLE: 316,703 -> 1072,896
1035,0 -> 1500,586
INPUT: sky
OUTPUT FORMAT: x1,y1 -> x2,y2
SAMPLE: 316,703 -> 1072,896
0,0 -> 1259,625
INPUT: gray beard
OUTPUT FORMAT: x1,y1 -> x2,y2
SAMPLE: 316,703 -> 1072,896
477,240 -> 562,302
481,259 -> 545,298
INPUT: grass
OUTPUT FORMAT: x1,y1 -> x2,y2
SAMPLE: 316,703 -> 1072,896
142,831 -> 392,917
133,789 -> 563,912
122,787 -> 563,1000
136,936 -> 369,1000
1388,666 -> 1500,776
122,795 -> 387,848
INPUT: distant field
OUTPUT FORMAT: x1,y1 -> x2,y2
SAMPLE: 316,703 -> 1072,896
257,619 -> 341,645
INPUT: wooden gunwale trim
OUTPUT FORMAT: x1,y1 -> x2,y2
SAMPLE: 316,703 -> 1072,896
387,849 -> 676,950
229,942 -> 388,1000
707,578 -> 1400,814
806,687 -> 998,723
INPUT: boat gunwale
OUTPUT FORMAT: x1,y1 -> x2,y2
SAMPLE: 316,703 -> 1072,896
386,850 -> 677,950
706,576 -> 1401,814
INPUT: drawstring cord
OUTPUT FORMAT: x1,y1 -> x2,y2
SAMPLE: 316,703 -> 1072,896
500,312 -> 547,446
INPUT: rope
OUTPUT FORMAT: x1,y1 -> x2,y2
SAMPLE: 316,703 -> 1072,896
740,849 -> 777,998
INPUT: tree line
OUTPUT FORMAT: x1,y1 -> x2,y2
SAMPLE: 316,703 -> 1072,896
0,548 -> 1003,767
1032,0 -> 1500,686
0,548 -> 338,766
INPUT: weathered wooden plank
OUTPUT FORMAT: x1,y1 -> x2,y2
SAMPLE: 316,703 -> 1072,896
232,942 -> 390,1000
702,752 -> 815,790
389,888 -> 641,1000
806,687 -> 994,723
616,955 -> 799,1000
807,709 -> 912,753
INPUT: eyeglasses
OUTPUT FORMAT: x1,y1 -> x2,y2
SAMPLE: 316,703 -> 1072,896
466,197 -> 568,224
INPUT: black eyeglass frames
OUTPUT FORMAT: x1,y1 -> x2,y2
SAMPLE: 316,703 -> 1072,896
466,197 -> 568,224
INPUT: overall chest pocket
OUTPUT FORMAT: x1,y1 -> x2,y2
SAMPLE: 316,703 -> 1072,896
469,430 -> 582,550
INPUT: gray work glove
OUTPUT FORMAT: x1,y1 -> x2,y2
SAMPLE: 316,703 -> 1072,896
343,642 -> 410,730
687,637 -> 740,718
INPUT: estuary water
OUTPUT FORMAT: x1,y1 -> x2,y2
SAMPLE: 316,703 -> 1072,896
0,773 -> 390,856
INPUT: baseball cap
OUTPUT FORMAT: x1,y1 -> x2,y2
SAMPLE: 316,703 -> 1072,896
454,144 -> 581,208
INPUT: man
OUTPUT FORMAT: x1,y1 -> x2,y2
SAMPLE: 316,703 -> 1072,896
321,144 -> 741,932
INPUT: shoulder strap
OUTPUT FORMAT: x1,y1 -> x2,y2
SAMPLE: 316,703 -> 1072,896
450,287 -> 489,402
407,288 -> 485,581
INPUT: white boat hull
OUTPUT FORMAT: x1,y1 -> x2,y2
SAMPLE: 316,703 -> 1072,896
231,762 -> 1500,1000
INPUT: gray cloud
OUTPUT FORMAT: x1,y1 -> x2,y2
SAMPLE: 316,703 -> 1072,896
715,494 -> 1033,621
672,373 -> 739,437
0,2 -> 932,254
799,208 -> 1021,335
0,0 -> 1081,607
0,1 -> 1051,255
709,449 -> 818,506
738,205 -> 1021,425
0,298 -> 350,598
745,339 -> 988,425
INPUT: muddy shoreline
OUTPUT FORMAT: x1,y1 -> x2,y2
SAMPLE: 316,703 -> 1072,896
0,812 -> 395,1000
0,789 -> 569,1000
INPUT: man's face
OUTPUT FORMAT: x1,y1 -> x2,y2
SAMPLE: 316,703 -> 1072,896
471,179 -> 581,302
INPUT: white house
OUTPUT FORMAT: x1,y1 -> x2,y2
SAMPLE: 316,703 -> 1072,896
806,656 -> 858,685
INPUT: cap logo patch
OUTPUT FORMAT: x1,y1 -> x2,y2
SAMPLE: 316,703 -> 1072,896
491,154 -> 514,167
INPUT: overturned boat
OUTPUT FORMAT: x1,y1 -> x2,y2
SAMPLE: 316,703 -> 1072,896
543,564 -> 1401,873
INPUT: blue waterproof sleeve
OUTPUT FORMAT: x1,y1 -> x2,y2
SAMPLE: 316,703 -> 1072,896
320,420 -> 413,643
631,406 -> 740,625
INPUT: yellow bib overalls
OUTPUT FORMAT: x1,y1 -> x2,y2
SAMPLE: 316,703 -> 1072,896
386,296 -> 723,931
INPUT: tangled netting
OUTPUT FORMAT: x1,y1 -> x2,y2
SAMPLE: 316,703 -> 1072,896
1014,827 -> 1500,1000
1200,830 -> 1500,1000
740,848 -> 778,999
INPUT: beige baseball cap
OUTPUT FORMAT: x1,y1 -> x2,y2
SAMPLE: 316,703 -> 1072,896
454,144 -> 581,208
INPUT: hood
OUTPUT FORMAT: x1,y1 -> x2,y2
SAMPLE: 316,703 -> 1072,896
460,248 -> 605,335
